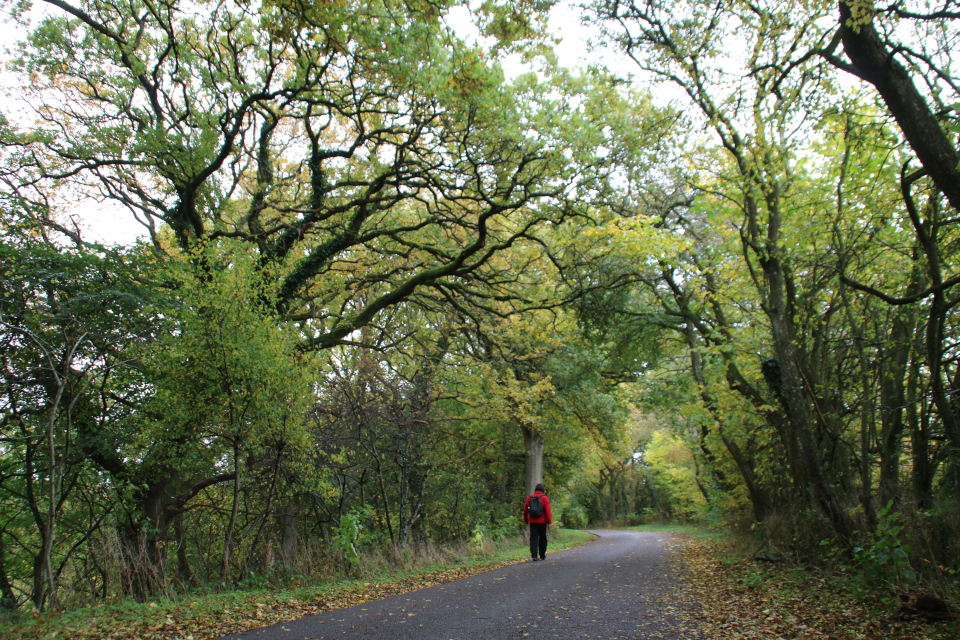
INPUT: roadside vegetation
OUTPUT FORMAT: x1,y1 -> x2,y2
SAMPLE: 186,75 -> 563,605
0,529 -> 595,640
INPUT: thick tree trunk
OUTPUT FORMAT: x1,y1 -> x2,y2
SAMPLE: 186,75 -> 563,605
766,276 -> 851,538
878,304 -> 916,506
750,186 -> 851,538
720,433 -> 771,521
120,483 -> 168,602
117,471 -> 236,599
120,525 -> 165,602
174,517 -> 194,587
31,548 -> 46,610
522,425 -> 544,497
278,500 -> 300,571
837,1 -> 960,213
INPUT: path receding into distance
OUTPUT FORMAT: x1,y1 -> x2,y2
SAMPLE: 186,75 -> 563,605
216,530 -> 704,640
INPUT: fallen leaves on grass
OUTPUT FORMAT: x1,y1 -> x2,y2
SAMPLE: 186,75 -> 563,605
672,536 -> 959,640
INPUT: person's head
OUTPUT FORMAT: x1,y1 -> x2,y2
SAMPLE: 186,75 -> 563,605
535,483 -> 545,493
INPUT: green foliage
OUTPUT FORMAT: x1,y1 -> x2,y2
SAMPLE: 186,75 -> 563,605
0,218 -> 163,608
642,430 -> 708,520
331,505 -> 373,567
145,240 -> 312,459
852,502 -> 917,589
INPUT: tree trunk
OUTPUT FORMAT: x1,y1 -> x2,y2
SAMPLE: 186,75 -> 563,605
116,471 -> 236,599
840,285 -> 878,526
907,342 -> 933,508
751,186 -> 851,538
31,548 -> 46,611
243,447 -> 282,579
222,443 -> 241,582
836,1 -> 960,213
767,285 -> 850,538
878,304 -> 915,506
173,517 -> 194,587
42,398 -> 61,611
522,425 -> 544,497
720,433 -> 771,521
925,292 -> 960,454
120,483 -> 168,602
397,424 -> 411,547
120,525 -> 165,602
0,533 -> 17,609
278,499 -> 300,571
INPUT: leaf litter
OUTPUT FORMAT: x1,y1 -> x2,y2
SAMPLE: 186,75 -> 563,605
669,534 -> 960,640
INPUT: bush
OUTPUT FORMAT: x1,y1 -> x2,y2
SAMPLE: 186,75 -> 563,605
852,501 -> 917,589
560,505 -> 589,529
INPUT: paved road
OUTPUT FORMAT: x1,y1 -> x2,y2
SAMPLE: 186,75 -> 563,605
216,530 -> 703,640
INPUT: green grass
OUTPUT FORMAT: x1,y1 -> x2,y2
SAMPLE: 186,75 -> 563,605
507,527 -> 596,556
620,522 -> 727,540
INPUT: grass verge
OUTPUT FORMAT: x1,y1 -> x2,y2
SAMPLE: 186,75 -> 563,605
622,522 -> 726,540
0,528 -> 595,640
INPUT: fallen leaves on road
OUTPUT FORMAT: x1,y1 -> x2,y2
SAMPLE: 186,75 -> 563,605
672,535 -> 959,640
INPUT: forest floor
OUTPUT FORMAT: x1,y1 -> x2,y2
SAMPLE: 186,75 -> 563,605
669,526 -> 960,640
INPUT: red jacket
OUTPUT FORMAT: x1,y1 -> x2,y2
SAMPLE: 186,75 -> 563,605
523,490 -> 552,524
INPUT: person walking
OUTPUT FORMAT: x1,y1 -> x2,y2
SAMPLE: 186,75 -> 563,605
523,483 -> 552,561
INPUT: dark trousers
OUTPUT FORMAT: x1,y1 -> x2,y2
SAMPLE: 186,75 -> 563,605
529,522 -> 548,559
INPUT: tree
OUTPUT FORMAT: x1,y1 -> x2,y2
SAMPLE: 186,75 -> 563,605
4,0 -> 597,352
141,241 -> 313,585
0,217 -> 157,608
590,0 -> 960,549
817,0 -> 960,471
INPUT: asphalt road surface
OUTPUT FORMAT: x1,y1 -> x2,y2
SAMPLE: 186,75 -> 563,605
216,530 -> 704,640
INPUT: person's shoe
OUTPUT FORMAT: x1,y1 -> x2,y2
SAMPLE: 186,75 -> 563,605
540,555 -> 546,560
532,557 -> 538,561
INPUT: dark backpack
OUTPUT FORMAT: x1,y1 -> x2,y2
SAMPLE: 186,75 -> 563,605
528,494 -> 544,518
